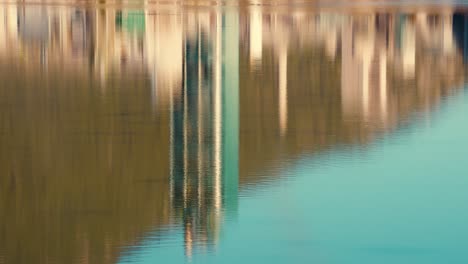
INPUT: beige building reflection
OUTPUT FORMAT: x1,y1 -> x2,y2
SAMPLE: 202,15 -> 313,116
241,10 -> 465,137
238,9 -> 466,186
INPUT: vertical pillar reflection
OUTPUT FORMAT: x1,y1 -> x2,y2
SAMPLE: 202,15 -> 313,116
249,1 -> 262,66
278,43 -> 288,136
168,9 -> 239,258
379,49 -> 388,123
401,15 -> 416,79
222,8 -> 239,218
213,8 -> 223,213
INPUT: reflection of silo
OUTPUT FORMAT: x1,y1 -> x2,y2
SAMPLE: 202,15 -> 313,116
18,6 -> 49,43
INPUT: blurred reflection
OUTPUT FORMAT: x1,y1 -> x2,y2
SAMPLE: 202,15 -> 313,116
239,11 -> 466,184
0,4 -> 467,264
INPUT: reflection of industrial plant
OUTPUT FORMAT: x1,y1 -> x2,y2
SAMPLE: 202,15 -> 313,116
1,4 -> 468,264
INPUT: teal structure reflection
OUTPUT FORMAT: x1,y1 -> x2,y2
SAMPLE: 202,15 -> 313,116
168,10 -> 240,258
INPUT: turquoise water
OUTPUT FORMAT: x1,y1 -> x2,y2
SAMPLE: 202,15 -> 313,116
121,92 -> 468,264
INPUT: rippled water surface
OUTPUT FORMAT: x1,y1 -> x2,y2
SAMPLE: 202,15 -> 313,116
1,3 -> 468,264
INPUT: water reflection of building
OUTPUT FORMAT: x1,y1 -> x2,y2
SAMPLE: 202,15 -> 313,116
238,9 -> 467,187
2,6 -> 466,122
240,10 -> 466,137
1,5 -> 468,264
340,12 -> 462,127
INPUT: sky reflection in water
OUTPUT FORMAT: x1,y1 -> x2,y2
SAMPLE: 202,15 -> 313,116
0,4 -> 467,264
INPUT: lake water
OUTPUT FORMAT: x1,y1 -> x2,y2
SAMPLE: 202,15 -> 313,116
0,3 -> 467,264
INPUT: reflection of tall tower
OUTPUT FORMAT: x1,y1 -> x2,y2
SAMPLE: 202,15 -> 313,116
271,14 -> 289,136
278,42 -> 288,136
169,11 -> 239,258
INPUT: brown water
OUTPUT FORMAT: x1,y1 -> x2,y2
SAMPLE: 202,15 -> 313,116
0,4 -> 467,264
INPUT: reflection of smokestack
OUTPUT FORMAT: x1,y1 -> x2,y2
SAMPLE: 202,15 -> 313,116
249,4 -> 262,67
213,10 -> 222,212
279,44 -> 288,136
